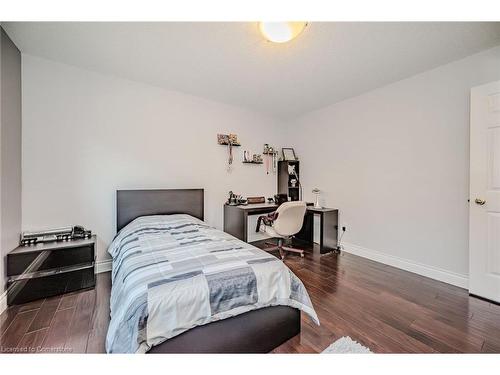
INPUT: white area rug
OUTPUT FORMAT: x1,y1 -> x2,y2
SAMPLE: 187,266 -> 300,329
322,336 -> 372,353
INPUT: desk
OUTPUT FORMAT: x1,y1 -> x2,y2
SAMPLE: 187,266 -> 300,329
223,203 -> 338,254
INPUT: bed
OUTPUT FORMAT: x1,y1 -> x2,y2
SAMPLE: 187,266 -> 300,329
105,189 -> 318,353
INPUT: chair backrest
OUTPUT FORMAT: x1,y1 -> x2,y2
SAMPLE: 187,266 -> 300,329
273,201 -> 307,236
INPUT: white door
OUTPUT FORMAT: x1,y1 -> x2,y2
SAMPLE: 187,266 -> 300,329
469,80 -> 500,302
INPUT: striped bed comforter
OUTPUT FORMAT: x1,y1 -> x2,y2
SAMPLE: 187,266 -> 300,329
105,214 -> 319,353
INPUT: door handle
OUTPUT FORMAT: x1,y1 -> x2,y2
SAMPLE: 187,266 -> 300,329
475,198 -> 486,205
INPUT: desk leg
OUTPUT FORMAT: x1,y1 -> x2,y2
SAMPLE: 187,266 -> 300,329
223,205 -> 247,242
296,212 -> 314,244
320,210 -> 338,254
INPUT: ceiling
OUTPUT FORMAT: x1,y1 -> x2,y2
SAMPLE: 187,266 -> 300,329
4,22 -> 500,119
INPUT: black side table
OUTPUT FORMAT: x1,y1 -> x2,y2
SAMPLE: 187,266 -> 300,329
6,236 -> 96,305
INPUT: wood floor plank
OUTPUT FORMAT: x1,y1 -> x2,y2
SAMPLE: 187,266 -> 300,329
16,328 -> 49,353
482,340 -> 500,353
64,289 -> 96,353
0,310 -> 38,351
17,299 -> 44,313
58,292 -> 79,310
409,317 -> 484,353
86,273 -> 111,353
27,295 -> 62,333
0,305 -> 20,337
40,307 -> 75,352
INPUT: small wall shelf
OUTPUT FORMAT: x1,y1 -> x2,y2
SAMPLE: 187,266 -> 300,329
242,161 -> 263,164
219,141 -> 241,146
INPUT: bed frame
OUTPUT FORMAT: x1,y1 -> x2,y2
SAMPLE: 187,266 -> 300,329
116,189 -> 301,353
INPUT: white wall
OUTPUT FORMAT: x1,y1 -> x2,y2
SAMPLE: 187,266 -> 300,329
22,55 -> 284,260
21,45 -> 500,287
1,28 -> 22,302
288,46 -> 500,287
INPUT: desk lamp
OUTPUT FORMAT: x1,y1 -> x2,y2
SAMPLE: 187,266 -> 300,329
312,188 -> 321,208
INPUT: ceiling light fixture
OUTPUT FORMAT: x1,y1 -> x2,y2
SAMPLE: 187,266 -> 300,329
259,22 -> 307,43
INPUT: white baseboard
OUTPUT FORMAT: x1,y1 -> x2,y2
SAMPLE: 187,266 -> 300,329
0,290 -> 7,316
95,259 -> 112,273
342,242 -> 469,289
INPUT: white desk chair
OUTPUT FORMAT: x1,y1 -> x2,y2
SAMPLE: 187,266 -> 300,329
263,201 -> 307,259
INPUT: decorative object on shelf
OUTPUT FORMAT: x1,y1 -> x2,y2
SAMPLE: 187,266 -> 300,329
272,149 -> 278,172
218,133 -> 240,172
247,196 -> 266,204
217,133 -> 240,146
312,188 -> 322,208
282,147 -> 297,161
243,150 -> 250,162
243,150 -> 263,164
287,163 -> 302,201
20,225 -> 92,246
227,191 -> 238,206
226,191 -> 248,206
263,144 -> 278,174
290,179 -> 297,187
264,144 -> 270,174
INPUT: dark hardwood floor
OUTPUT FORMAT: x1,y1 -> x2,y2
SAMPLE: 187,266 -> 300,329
1,241 -> 500,353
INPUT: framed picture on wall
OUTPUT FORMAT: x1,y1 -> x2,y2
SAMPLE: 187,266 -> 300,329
282,148 -> 297,161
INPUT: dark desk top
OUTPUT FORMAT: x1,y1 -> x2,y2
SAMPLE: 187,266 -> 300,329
225,203 -> 337,213
306,206 -> 338,213
229,203 -> 278,210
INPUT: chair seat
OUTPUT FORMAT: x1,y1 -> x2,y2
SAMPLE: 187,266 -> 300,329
264,225 -> 286,239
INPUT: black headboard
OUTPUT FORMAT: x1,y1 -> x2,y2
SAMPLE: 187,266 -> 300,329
116,189 -> 204,232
